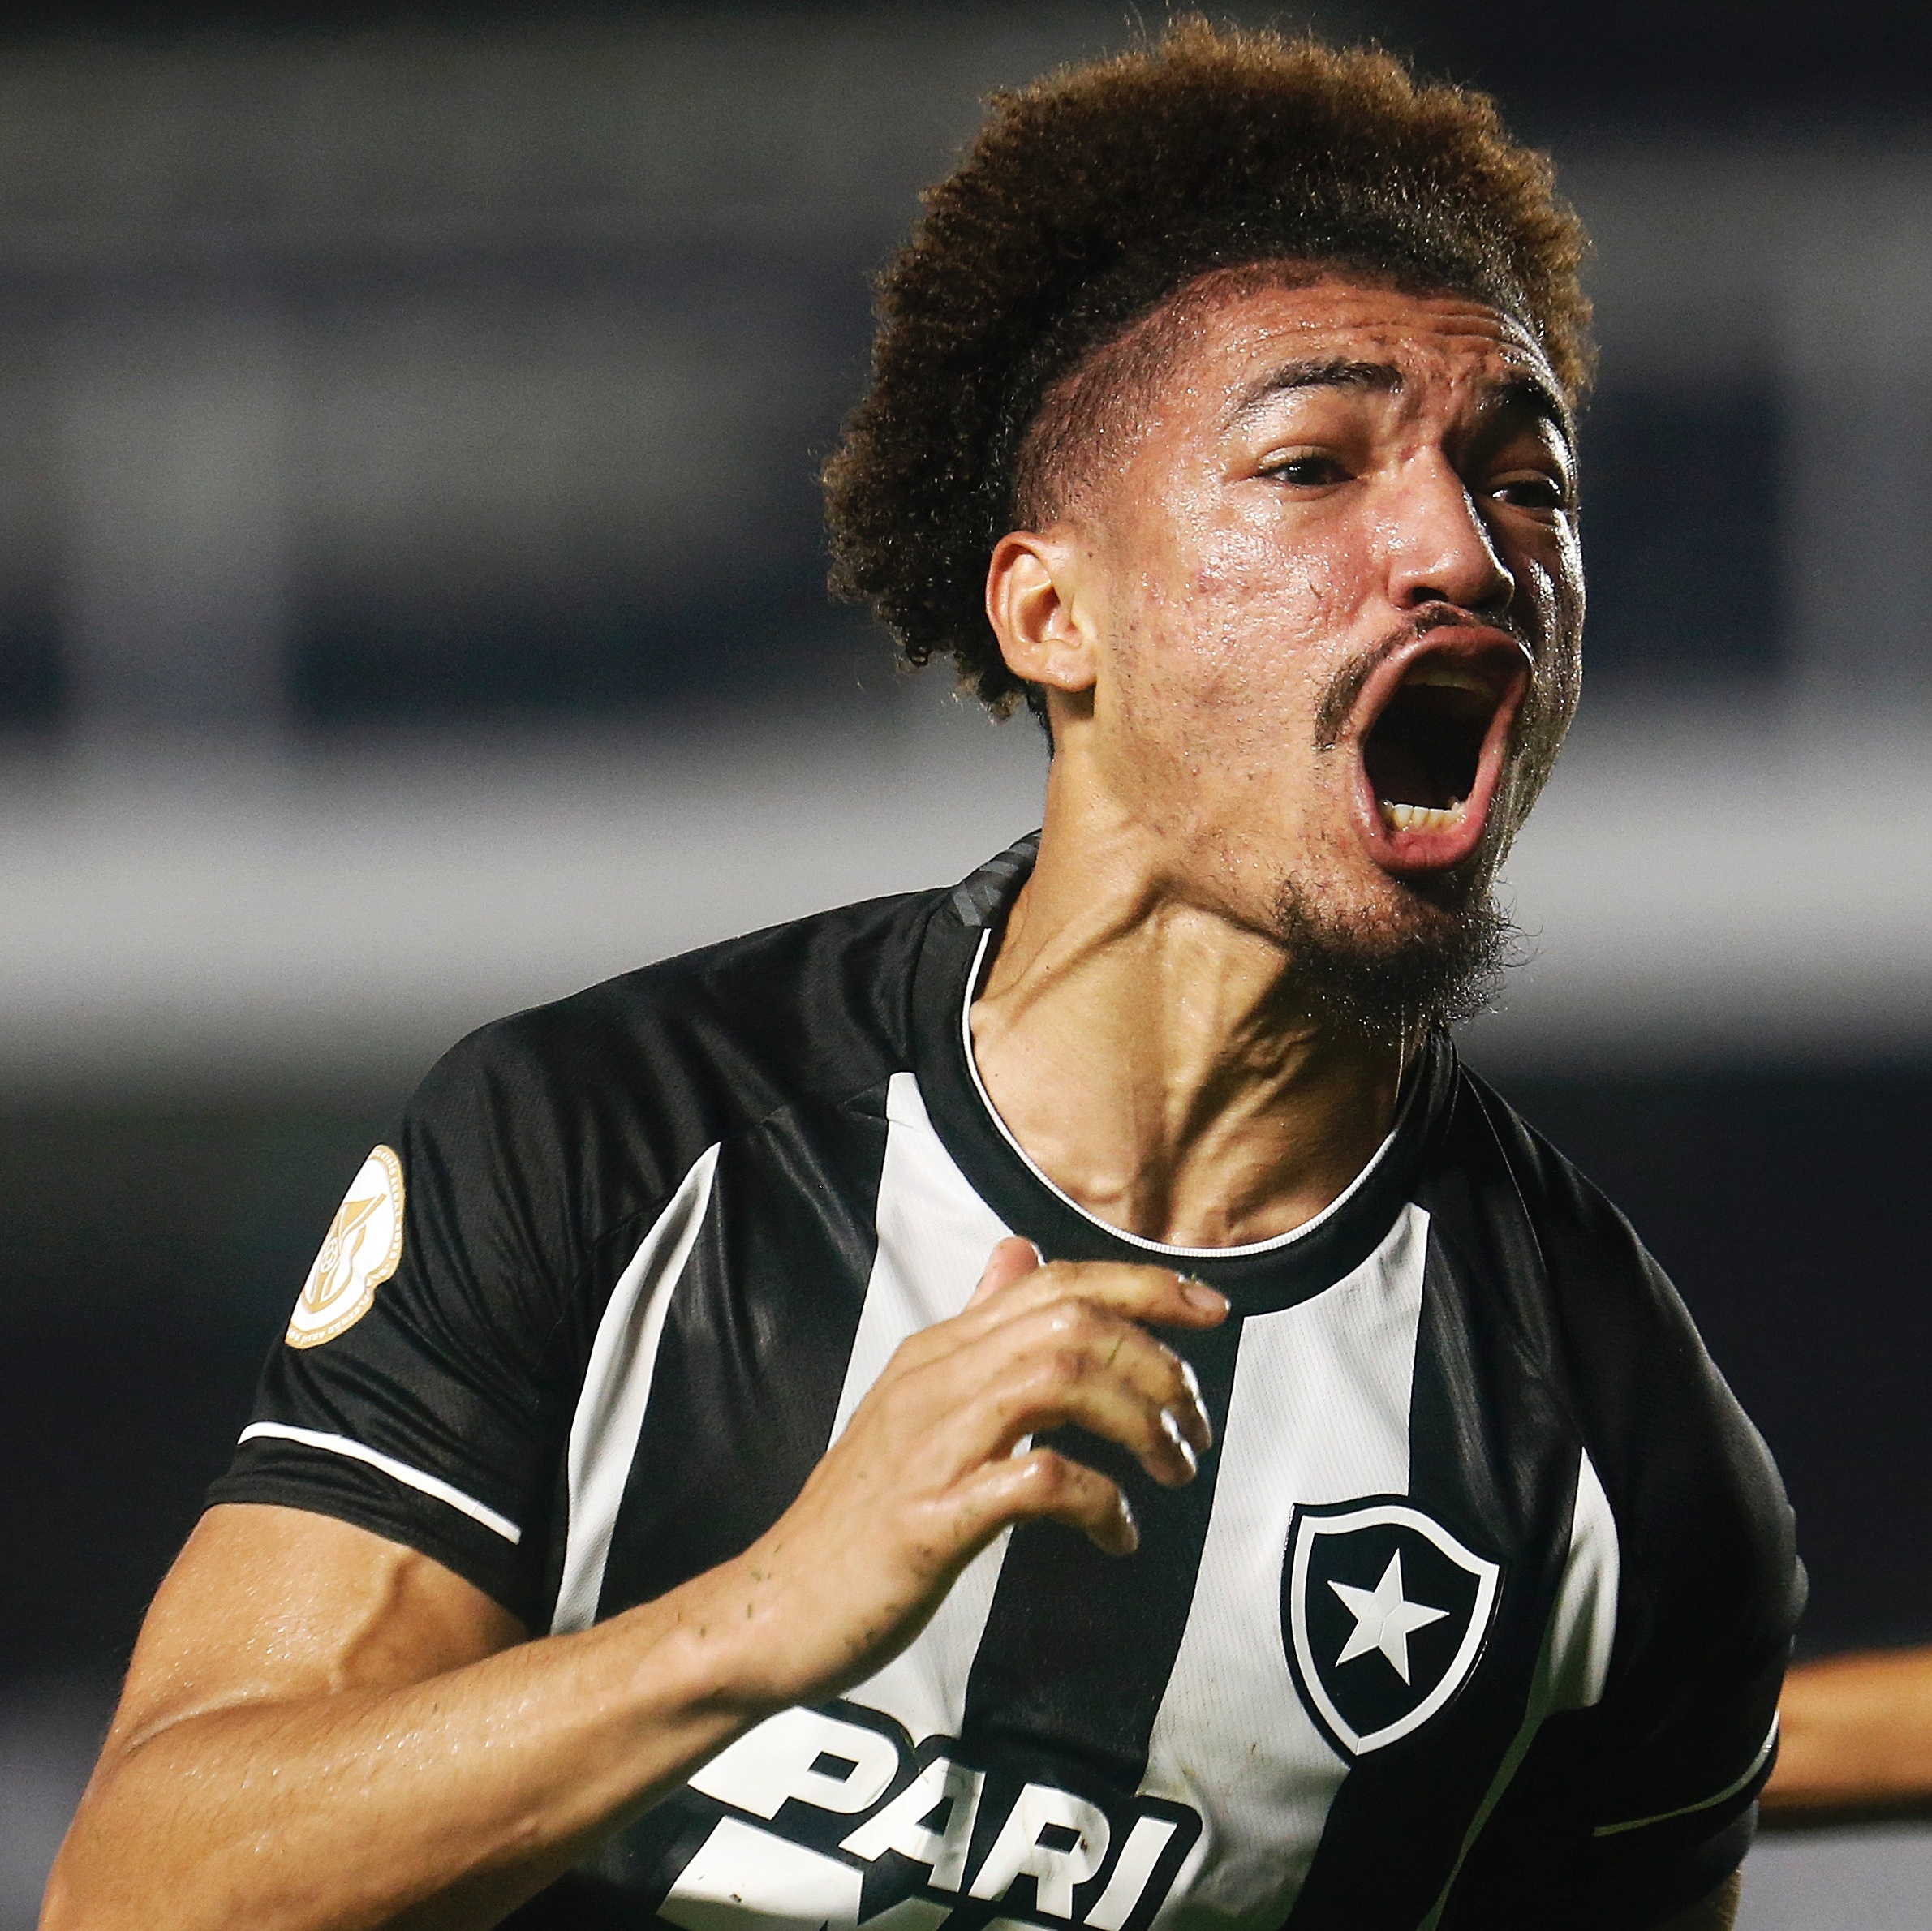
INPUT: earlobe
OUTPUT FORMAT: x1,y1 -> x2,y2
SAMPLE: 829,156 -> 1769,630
985,530 -> 1098,695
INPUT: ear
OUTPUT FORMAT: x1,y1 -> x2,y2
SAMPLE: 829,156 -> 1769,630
984,529 -> 1099,696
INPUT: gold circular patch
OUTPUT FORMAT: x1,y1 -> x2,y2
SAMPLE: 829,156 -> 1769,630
286,1145 -> 405,1349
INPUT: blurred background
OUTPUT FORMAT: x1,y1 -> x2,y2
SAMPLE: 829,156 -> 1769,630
2,2 -> 1930,1925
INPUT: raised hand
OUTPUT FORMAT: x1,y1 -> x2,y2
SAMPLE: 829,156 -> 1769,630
714,1236 -> 1228,1706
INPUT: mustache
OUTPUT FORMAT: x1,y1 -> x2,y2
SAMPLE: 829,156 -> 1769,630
1311,606 -> 1534,753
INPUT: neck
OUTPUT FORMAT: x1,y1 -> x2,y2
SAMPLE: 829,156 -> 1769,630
970,789 -> 1407,1249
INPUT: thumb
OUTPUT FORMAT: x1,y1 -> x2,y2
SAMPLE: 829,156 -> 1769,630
966,1235 -> 1044,1309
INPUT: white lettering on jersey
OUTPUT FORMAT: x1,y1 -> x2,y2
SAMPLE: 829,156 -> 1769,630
661,1823 -> 961,1931
660,1817 -> 863,1931
839,1756 -> 984,1889
855,1903 -> 952,1931
691,1707 -> 901,1821
1082,1818 -> 1181,1931
667,1704 -> 1201,1931
968,1783 -> 1111,1917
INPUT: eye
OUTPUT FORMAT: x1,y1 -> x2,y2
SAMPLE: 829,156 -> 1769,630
1489,471 -> 1572,514
1261,452 -> 1350,488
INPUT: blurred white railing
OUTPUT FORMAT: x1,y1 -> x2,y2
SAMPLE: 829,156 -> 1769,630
2,686 -> 1928,1094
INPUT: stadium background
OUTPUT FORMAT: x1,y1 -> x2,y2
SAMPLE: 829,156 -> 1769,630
2,2 -> 1929,1924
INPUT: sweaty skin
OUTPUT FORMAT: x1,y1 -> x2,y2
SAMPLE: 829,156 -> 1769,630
975,277 -> 1582,1247
45,1245 -> 1221,1931
44,277 -> 1730,1931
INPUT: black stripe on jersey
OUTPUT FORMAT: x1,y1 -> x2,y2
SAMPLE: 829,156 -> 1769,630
587,1085 -> 892,1618
920,844 -> 1461,1808
957,1317 -> 1245,1792
1283,1088 -> 1580,1929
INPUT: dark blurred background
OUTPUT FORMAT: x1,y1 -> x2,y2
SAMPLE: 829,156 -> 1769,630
2,4 -> 1930,1925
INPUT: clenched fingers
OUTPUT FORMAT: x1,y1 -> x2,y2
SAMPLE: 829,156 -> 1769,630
895,1297 -> 1214,1490
957,1253 -> 1227,1340
950,1447 -> 1140,1557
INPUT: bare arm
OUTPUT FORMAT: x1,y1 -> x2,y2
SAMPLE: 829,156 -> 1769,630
47,1505 -> 728,1931
1762,1645 -> 1932,1817
44,1242 -> 1224,1931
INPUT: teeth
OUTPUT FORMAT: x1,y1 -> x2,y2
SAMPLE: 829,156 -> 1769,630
1403,664 -> 1492,695
1381,800 -> 1464,833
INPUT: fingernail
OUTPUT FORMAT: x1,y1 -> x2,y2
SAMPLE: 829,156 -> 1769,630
1160,1408 -> 1199,1477
1028,1241 -> 1047,1267
1117,1497 -> 1140,1555
1181,1277 -> 1228,1314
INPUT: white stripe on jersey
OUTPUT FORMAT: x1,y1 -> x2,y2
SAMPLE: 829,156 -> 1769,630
553,1143 -> 721,1634
1417,1449 -> 1624,1929
1140,1202 -> 1431,1929
1553,1447 -> 1620,1712
836,1071 -> 1019,1744
235,1421 -> 524,1544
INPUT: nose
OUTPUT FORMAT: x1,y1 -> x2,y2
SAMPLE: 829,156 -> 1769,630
1385,454 -> 1515,617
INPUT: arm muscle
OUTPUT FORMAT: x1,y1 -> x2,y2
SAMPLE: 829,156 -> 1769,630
1765,1646 -> 1932,1816
45,1247 -> 1224,1931
45,1504 -> 759,1931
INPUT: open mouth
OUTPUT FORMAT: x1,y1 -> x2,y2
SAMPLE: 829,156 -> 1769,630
1365,664 -> 1496,830
1351,639 -> 1530,869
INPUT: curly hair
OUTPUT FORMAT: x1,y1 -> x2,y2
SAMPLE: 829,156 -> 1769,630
824,19 -> 1593,718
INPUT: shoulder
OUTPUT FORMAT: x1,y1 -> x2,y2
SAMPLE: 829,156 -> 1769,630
1434,1063 -> 1801,1656
395,887 -> 942,1294
425,885 -> 936,1124
1438,1065 -> 1758,1461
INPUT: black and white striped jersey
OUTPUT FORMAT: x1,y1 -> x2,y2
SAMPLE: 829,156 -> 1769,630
212,836 -> 1801,1931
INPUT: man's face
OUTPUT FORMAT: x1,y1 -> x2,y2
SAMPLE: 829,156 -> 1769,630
1044,273 -> 1583,999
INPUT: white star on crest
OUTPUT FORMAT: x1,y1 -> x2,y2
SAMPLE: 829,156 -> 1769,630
1328,1550 -> 1449,1685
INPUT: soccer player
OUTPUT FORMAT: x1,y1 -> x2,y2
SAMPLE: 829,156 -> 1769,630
45,26 -> 1798,1931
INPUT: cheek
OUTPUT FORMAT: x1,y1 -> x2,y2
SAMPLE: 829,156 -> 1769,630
1155,518 -> 1345,703
1540,523 -> 1583,621
1096,487 -> 1368,792
1497,535 -> 1583,831
1508,525 -> 1581,652
1537,540 -> 1586,689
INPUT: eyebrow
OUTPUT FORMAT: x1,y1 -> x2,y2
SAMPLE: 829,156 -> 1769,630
1228,358 -> 1402,423
1486,372 -> 1576,453
1228,359 -> 1576,454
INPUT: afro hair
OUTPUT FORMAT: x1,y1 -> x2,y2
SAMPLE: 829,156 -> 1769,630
824,19 -> 1592,717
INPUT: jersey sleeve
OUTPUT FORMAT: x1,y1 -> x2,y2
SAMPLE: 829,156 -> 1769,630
1444,1239 -> 1803,1929
1433,1079 -> 1805,1928
207,1026 -> 592,1628
1444,1623 -> 1788,1929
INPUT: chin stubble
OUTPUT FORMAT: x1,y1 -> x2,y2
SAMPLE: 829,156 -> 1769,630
1267,875 -> 1522,1042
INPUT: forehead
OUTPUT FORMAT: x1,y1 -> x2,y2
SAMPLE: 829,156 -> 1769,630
1151,274 -> 1563,432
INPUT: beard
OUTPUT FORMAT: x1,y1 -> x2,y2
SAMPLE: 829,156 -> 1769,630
1268,871 -> 1520,1043
1278,602 -> 1564,1043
